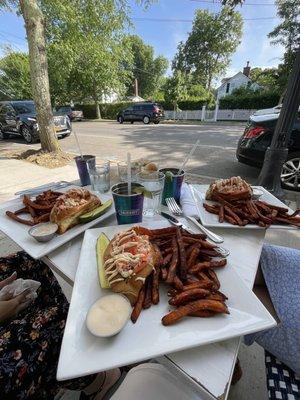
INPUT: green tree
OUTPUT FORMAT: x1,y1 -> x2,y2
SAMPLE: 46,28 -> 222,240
163,71 -> 188,112
268,0 -> 300,72
172,7 -> 243,89
0,50 -> 31,100
0,0 -> 60,152
123,35 -> 168,99
250,67 -> 281,91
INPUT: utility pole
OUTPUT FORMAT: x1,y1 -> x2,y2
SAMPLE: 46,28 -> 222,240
257,48 -> 300,199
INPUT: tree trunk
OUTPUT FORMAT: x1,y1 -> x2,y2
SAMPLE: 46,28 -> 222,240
20,0 -> 60,152
95,99 -> 101,119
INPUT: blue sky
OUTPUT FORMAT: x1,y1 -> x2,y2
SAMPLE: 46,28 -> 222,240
0,0 -> 283,87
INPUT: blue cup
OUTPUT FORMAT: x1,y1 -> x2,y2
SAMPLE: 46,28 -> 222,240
160,168 -> 185,205
112,182 -> 144,225
75,155 -> 95,186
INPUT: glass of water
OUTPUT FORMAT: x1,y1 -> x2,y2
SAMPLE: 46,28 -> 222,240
88,161 -> 110,193
118,161 -> 141,182
137,171 -> 165,216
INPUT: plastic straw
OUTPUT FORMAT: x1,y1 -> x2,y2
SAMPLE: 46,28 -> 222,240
73,129 -> 83,159
127,152 -> 132,195
178,139 -> 200,175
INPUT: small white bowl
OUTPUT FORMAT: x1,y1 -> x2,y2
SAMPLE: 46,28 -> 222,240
28,222 -> 58,242
86,294 -> 131,338
251,188 -> 264,199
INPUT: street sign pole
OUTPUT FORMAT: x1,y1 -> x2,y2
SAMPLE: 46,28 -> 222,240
257,48 -> 300,199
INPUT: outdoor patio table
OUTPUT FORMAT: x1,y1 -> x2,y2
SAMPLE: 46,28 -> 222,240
42,187 -> 267,400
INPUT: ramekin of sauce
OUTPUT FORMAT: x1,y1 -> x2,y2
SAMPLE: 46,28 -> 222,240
86,294 -> 131,338
28,222 -> 58,242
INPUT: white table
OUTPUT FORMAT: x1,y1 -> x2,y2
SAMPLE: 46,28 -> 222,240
43,212 -> 266,400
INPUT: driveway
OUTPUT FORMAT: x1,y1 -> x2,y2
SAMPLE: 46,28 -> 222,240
0,120 -> 260,184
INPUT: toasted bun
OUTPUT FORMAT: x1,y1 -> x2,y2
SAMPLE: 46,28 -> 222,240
50,188 -> 101,234
206,177 -> 252,202
104,229 -> 159,305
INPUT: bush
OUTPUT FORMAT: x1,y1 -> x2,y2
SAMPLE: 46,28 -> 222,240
219,89 -> 281,110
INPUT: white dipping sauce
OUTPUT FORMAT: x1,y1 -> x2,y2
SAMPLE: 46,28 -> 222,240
86,294 -> 131,337
31,223 -> 57,236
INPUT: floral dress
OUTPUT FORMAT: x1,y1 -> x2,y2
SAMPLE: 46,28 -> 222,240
0,252 -> 96,400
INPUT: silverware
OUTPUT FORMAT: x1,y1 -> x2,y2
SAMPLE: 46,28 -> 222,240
160,212 -> 194,234
15,181 -> 71,196
165,197 -> 182,216
189,186 -> 224,244
160,212 -> 229,257
185,216 -> 224,244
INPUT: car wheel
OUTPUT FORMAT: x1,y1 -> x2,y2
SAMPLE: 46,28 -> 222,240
118,116 -> 124,124
154,120 -> 159,125
130,121 -> 134,124
21,125 -> 36,144
143,116 -> 150,124
281,152 -> 300,191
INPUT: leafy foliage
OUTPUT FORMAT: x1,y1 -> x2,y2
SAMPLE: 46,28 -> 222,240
219,87 -> 281,110
0,49 -> 31,100
172,7 -> 243,89
123,35 -> 168,99
268,0 -> 300,72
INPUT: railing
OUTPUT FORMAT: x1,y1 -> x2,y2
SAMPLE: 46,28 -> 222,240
164,107 -> 257,122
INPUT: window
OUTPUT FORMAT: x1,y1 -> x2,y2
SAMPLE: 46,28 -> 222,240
226,82 -> 230,94
13,102 -> 35,114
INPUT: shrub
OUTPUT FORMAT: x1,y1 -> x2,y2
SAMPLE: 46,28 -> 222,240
219,88 -> 281,110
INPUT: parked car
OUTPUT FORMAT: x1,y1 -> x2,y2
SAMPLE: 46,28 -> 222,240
236,113 -> 300,191
253,105 -> 282,116
56,105 -> 84,121
117,102 -> 164,124
0,100 -> 72,143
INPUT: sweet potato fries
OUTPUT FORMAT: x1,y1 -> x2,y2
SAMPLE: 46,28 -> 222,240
6,190 -> 62,226
203,198 -> 300,228
130,226 -> 229,326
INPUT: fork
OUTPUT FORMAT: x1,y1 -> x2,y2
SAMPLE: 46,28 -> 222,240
166,197 -> 182,216
165,197 -> 228,254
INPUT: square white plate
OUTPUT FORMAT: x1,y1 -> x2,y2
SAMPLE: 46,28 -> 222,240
57,222 -> 276,381
0,187 -> 115,259
191,184 -> 297,229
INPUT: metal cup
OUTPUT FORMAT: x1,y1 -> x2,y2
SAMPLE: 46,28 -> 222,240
111,182 -> 145,225
75,155 -> 95,186
159,168 -> 185,205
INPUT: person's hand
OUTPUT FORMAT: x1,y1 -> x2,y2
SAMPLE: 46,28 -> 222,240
0,289 -> 31,323
0,271 -> 17,290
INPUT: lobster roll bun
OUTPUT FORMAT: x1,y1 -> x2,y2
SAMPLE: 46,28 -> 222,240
103,227 -> 159,305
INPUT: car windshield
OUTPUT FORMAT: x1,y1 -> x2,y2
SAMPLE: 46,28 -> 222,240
58,106 -> 71,112
14,102 -> 36,114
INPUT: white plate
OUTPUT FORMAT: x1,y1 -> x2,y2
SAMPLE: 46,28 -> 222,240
57,222 -> 276,381
191,184 -> 297,230
0,187 -> 115,259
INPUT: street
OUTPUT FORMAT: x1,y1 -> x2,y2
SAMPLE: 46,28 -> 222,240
0,120 -> 260,184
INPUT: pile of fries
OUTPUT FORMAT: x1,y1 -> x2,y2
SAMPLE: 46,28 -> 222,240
131,226 -> 229,326
203,198 -> 300,228
6,190 -> 62,226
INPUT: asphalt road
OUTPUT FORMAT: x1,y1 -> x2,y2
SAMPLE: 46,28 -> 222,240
0,120 -> 261,184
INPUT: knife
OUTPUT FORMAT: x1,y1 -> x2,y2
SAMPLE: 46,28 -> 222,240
160,212 -> 229,257
160,212 -> 196,234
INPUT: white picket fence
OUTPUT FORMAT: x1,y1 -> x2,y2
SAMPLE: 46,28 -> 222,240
164,106 -> 257,122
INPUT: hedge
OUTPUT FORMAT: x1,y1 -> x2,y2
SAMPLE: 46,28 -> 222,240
75,99 -> 212,119
219,91 -> 281,110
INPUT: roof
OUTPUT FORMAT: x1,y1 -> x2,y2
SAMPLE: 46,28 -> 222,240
218,72 -> 251,89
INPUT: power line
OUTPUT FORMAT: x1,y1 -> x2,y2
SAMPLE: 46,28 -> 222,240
0,30 -> 26,42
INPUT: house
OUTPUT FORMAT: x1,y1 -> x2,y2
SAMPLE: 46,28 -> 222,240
216,62 -> 260,100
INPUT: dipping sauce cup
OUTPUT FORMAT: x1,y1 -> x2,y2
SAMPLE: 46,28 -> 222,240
160,168 -> 185,205
111,182 -> 144,225
75,155 -> 95,186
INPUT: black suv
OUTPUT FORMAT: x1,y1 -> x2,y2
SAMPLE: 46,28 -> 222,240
236,112 -> 300,191
0,100 -> 72,143
117,102 -> 164,124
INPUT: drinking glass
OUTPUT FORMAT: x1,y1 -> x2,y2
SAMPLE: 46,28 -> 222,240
159,168 -> 185,205
111,182 -> 144,225
137,172 -> 165,216
75,155 -> 95,186
118,161 -> 141,182
88,162 -> 110,193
